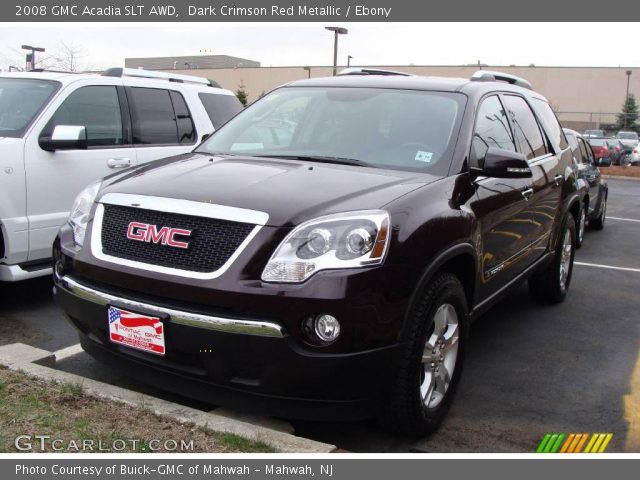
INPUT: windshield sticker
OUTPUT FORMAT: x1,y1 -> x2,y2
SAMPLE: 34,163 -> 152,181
415,151 -> 433,163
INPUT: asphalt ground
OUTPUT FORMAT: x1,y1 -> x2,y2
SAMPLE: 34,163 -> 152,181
1,178 -> 639,453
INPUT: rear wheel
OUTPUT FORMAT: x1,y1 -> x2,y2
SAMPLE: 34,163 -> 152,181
528,213 -> 576,304
575,204 -> 586,249
590,194 -> 607,230
382,272 -> 468,436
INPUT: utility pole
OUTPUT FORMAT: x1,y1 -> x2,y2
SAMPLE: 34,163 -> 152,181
325,27 -> 348,76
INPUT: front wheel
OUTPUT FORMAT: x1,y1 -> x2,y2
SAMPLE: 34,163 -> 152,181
382,272 -> 468,436
528,212 -> 576,303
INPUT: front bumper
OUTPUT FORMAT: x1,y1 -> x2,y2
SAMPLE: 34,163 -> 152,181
54,271 -> 402,420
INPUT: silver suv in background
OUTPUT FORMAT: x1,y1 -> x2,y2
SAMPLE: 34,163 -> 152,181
0,68 -> 242,282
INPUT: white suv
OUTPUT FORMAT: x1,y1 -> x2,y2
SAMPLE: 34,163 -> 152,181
0,67 -> 242,282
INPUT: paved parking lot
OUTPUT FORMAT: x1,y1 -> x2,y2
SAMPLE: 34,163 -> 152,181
1,178 -> 639,452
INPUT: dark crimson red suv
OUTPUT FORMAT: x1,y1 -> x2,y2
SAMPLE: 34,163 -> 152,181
53,69 -> 580,435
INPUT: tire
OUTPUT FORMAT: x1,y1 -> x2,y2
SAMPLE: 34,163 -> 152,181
575,204 -> 586,249
528,212 -> 576,304
382,272 -> 468,436
589,194 -> 607,231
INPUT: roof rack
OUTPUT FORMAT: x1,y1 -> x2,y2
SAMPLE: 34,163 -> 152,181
470,70 -> 532,90
337,67 -> 413,77
101,67 -> 222,89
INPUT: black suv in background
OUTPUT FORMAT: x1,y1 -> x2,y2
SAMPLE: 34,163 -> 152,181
54,69 -> 579,436
564,128 -> 608,247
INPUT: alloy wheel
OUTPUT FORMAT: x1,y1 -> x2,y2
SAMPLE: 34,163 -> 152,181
559,229 -> 573,292
420,303 -> 459,409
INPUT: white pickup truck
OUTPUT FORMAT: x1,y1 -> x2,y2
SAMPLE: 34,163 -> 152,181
0,68 -> 242,282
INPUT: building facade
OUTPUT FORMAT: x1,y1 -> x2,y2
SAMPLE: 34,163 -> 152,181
155,63 -> 639,132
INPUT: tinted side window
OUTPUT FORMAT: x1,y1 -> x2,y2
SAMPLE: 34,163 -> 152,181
503,95 -> 547,160
169,91 -> 196,144
128,88 -> 178,145
565,132 -> 582,161
47,85 -> 123,147
198,93 -> 243,129
531,98 -> 568,150
472,95 -> 515,166
578,138 -> 594,164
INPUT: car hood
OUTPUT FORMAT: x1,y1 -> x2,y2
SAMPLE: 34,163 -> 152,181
618,139 -> 638,147
99,153 -> 438,227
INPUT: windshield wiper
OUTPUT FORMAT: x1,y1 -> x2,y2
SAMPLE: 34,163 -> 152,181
255,155 -> 375,168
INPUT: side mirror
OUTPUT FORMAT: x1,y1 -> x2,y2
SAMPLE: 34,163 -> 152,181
39,125 -> 88,151
472,147 -> 532,179
598,157 -> 611,167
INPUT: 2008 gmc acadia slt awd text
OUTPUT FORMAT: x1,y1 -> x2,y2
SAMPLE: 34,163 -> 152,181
53,70 -> 581,435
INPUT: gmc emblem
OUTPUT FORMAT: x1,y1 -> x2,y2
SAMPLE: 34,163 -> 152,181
126,222 -> 192,249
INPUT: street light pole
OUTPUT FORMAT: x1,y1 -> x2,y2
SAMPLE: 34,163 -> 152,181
325,27 -> 348,76
626,70 -> 633,129
21,44 -> 45,71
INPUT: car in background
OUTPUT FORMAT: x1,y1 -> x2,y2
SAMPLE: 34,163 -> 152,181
610,138 -> 634,165
616,130 -> 639,143
564,129 -> 608,247
0,68 -> 243,283
586,137 -> 611,163
615,130 -> 639,164
584,129 -> 605,138
631,145 -> 640,165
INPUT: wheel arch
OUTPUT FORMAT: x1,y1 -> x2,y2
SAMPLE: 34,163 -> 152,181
399,243 -> 477,342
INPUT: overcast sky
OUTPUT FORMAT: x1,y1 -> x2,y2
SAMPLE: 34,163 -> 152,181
1,22 -> 638,71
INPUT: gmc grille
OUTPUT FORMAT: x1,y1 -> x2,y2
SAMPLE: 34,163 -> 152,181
101,204 -> 255,273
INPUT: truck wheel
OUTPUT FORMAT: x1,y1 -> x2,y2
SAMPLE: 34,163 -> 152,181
528,212 -> 576,304
382,272 -> 468,436
589,194 -> 607,231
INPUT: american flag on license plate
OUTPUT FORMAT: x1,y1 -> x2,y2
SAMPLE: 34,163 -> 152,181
108,306 -> 163,334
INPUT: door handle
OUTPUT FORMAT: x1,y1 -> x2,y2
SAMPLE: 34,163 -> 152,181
107,158 -> 131,169
521,187 -> 534,201
554,174 -> 563,186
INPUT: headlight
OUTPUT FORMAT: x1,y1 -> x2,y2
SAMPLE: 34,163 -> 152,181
261,210 -> 390,283
68,181 -> 101,247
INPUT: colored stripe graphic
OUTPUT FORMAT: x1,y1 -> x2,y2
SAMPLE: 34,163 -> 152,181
537,433 -> 613,453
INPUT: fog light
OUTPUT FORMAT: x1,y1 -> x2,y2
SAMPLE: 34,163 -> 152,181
314,314 -> 340,343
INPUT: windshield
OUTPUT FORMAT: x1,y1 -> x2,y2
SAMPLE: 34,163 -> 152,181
617,132 -> 639,140
588,139 -> 605,146
197,87 -> 466,175
0,78 -> 60,138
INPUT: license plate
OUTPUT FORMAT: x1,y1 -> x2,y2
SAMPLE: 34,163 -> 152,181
108,306 -> 165,356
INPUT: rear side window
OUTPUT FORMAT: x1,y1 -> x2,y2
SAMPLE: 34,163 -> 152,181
472,95 -> 515,166
198,93 -> 243,129
46,85 -> 123,147
531,98 -> 568,150
127,87 -> 196,145
502,95 -> 547,161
